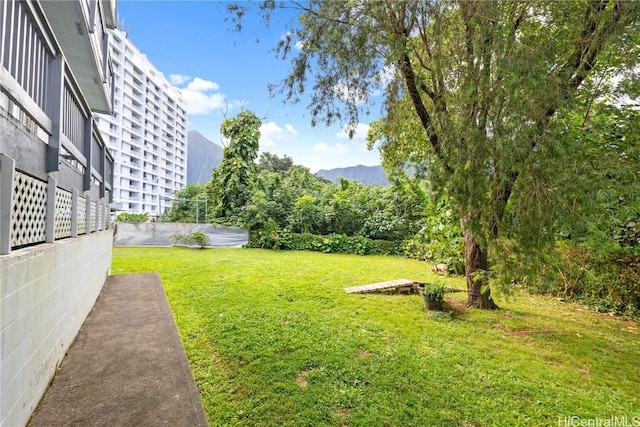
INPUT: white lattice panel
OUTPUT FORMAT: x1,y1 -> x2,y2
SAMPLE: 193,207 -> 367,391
90,201 -> 96,232
97,203 -> 102,231
11,171 -> 47,247
54,188 -> 73,239
78,196 -> 86,234
104,206 -> 110,230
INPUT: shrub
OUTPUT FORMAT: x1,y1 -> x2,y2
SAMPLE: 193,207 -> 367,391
247,225 -> 404,256
171,232 -> 210,248
403,238 -> 465,275
247,219 -> 282,249
418,282 -> 446,311
523,243 -> 640,318
116,212 -> 148,224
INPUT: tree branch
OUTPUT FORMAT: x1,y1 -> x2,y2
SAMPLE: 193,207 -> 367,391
399,48 -> 449,171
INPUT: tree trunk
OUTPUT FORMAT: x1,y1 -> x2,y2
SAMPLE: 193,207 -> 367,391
461,218 -> 498,309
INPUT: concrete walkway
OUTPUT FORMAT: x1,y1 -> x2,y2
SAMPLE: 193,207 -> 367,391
27,273 -> 209,427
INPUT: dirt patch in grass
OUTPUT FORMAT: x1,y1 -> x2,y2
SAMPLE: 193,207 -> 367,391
296,370 -> 309,388
496,325 -> 535,338
358,349 -> 372,358
444,296 -> 467,315
332,408 -> 350,427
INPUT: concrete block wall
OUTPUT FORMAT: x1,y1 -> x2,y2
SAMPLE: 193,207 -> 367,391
0,230 -> 113,427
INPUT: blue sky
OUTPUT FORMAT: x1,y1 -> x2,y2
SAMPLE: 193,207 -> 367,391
117,1 -> 383,172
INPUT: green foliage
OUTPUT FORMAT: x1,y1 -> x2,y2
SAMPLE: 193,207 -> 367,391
248,229 -> 404,257
205,111 -> 261,224
113,247 -> 640,426
244,0 -> 640,308
116,212 -> 148,224
403,197 -> 465,273
245,166 -> 463,265
418,281 -> 446,311
161,183 -> 208,223
248,161 -> 432,243
553,105 -> 640,251
521,244 -> 640,318
289,194 -> 321,233
246,218 -> 282,249
258,152 -> 294,174
170,232 -> 211,248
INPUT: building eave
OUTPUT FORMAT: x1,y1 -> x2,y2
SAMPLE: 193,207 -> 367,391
40,1 -> 111,113
103,0 -> 117,29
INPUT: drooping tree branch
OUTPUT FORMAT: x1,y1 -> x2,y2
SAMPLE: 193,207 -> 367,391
497,0 -> 626,224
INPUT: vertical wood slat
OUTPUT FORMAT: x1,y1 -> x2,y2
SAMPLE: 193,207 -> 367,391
35,25 -> 42,108
47,56 -> 64,172
99,138 -> 106,198
0,154 -> 16,255
24,12 -> 33,96
7,0 -> 18,75
85,195 -> 91,234
45,176 -> 56,243
0,1 -> 5,67
84,117 -> 93,191
17,4 -> 26,83
71,188 -> 78,238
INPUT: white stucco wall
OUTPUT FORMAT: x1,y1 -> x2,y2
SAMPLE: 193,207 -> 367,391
0,230 -> 113,427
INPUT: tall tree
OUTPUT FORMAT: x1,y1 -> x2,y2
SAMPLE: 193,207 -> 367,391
206,110 -> 261,223
232,0 -> 639,308
258,152 -> 295,174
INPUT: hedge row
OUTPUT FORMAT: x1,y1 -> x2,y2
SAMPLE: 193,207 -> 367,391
247,229 -> 404,256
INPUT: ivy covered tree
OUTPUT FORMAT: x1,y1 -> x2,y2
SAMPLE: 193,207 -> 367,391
231,1 -> 640,308
205,110 -> 261,224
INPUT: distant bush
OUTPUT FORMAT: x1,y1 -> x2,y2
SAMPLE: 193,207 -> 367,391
523,243 -> 640,318
402,239 -> 465,275
171,232 -> 210,248
247,228 -> 403,256
116,212 -> 148,224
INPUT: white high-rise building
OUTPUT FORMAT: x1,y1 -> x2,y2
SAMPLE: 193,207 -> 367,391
97,27 -> 187,215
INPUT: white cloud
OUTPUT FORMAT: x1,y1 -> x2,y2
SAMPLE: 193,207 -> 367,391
284,124 -> 299,135
178,77 -> 227,115
312,142 -> 351,154
259,121 -> 299,147
295,40 -> 304,50
169,74 -> 190,85
181,90 -> 227,115
186,77 -> 220,92
336,123 -> 370,140
307,123 -> 371,157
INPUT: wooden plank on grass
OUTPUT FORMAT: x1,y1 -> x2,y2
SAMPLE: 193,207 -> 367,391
345,279 -> 418,294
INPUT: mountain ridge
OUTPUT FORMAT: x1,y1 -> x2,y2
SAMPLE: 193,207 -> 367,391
315,164 -> 388,186
186,131 -> 388,186
187,130 -> 224,184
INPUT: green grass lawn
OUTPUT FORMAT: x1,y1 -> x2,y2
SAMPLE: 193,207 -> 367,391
112,247 -> 640,427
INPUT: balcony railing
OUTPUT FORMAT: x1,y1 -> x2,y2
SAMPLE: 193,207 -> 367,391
0,0 -> 114,255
